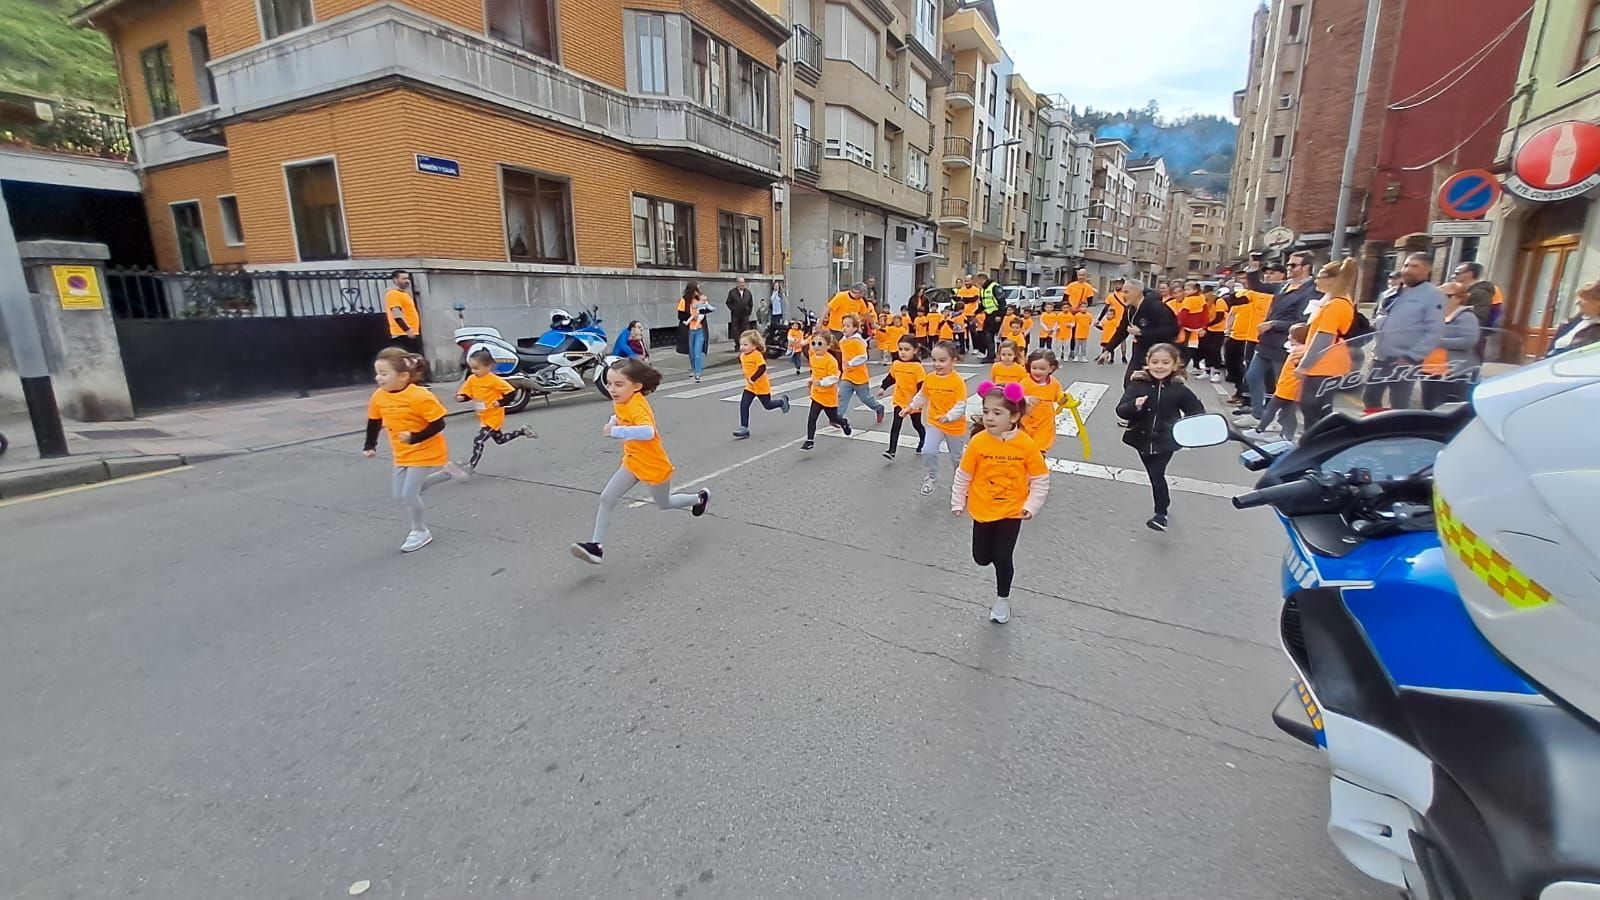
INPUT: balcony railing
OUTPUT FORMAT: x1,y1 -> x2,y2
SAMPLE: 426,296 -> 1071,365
793,25 -> 823,73
946,71 -> 976,105
942,135 -> 973,164
939,197 -> 971,220
794,128 -> 821,173
1,103 -> 131,160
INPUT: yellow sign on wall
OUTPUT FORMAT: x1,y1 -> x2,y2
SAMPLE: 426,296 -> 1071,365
52,266 -> 104,310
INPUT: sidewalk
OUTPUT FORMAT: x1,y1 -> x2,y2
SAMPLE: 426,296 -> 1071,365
0,345 -> 739,500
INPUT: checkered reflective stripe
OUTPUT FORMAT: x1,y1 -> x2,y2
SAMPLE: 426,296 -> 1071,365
1435,494 -> 1554,610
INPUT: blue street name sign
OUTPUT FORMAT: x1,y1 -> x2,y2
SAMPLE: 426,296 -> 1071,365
415,154 -> 461,178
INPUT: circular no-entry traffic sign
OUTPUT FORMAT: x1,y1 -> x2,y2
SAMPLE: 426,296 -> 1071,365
1506,121 -> 1600,202
1437,169 -> 1501,220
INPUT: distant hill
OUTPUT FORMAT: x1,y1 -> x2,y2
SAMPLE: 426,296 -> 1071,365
1079,102 -> 1236,197
0,0 -> 121,107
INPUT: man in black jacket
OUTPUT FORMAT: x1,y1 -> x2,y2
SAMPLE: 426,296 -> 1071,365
1243,252 -> 1318,422
1101,288 -> 1179,385
726,278 -> 754,340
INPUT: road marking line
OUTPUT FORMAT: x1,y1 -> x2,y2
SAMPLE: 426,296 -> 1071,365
1057,382 -> 1108,437
657,371 -> 750,399
0,465 -> 192,509
720,372 -> 977,409
626,438 -> 806,508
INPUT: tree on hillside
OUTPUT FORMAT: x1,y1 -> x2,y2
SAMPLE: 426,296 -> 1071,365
1078,102 -> 1237,195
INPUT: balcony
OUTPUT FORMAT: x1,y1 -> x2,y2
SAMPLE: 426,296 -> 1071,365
0,99 -> 131,161
792,25 -> 822,84
942,135 -> 973,168
937,197 -> 971,228
793,128 -> 821,182
820,155 -> 930,219
205,4 -> 781,184
133,105 -> 225,169
946,8 -> 1001,63
946,71 -> 975,108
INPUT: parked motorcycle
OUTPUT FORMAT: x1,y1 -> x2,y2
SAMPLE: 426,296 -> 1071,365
1172,332 -> 1600,899
453,306 -> 618,412
763,301 -> 813,359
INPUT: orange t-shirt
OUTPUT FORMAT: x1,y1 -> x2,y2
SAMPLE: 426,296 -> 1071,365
1229,291 -> 1270,341
913,314 -> 930,338
740,348 -> 772,395
921,370 -> 970,436
1302,297 -> 1356,378
1066,282 -> 1095,311
459,371 -> 514,431
1072,309 -> 1093,341
927,311 -> 946,335
809,352 -> 841,406
1100,294 -> 1126,337
787,327 -> 806,357
959,430 -> 1048,522
1003,315 -> 1024,340
1021,376 -> 1063,452
887,360 -> 926,409
1275,346 -> 1307,400
1208,297 -> 1229,332
825,292 -> 864,331
368,384 -> 449,467
840,335 -> 870,385
989,361 -> 1027,386
385,289 -> 420,338
614,392 -> 674,485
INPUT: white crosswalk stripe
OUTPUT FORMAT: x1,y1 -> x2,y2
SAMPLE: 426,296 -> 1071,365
656,371 -> 756,399
1057,382 -> 1107,437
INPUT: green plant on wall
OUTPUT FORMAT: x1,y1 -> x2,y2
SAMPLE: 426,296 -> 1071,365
0,0 -> 122,108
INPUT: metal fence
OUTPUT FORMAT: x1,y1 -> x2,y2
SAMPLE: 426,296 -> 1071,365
1,103 -> 131,160
105,267 -> 396,320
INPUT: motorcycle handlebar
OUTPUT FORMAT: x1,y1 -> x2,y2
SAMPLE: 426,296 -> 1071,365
1231,475 -> 1329,511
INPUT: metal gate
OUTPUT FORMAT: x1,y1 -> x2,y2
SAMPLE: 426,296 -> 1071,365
106,268 -> 392,412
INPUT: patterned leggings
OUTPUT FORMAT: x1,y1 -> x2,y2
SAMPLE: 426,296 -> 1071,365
468,425 -> 526,468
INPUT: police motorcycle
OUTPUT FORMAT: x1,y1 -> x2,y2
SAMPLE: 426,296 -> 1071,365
453,307 -> 618,411
763,301 -> 814,359
1172,331 -> 1600,899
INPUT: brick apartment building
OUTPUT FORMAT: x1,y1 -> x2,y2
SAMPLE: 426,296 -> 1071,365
73,0 -> 789,352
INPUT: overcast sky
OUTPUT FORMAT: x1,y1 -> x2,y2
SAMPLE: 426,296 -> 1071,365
997,0 -> 1261,120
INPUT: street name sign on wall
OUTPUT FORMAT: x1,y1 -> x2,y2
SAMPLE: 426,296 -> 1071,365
1505,121 -> 1600,202
1436,169 -> 1500,219
415,154 -> 461,178
1429,220 -> 1493,238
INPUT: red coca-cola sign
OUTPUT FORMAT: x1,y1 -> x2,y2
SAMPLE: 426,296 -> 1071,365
1507,121 -> 1600,202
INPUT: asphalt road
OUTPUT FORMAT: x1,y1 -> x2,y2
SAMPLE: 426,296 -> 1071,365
0,353 -> 1386,899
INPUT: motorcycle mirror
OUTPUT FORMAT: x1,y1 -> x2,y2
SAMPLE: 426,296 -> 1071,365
1172,413 -> 1229,448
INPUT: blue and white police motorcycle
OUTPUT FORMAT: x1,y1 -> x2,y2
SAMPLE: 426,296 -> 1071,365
1174,331 -> 1600,899
453,306 -> 619,411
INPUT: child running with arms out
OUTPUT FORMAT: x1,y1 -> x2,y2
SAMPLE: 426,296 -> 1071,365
363,347 -> 466,553
572,359 -> 709,565
801,329 -> 853,451
787,322 -> 808,375
456,348 -> 538,473
988,339 -> 1027,387
953,382 -> 1050,624
1020,348 -> 1064,455
733,330 -> 791,439
908,340 -> 971,495
836,315 -> 887,426
1114,343 -> 1205,533
878,334 -> 927,460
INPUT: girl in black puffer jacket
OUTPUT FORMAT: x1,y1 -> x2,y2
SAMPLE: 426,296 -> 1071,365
1114,343 -> 1205,532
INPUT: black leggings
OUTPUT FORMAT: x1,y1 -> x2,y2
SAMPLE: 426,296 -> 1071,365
469,425 -> 526,468
1140,451 -> 1174,516
1300,374 -> 1338,427
739,390 -> 783,427
1224,338 -> 1248,390
806,401 -> 846,439
972,517 -> 1023,598
887,406 -> 925,453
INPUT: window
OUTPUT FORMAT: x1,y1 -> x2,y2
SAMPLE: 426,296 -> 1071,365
634,13 -> 667,94
824,4 -> 877,76
913,0 -> 937,48
488,0 -> 557,60
824,105 -> 875,167
1084,230 -> 1099,250
1272,134 -> 1286,157
217,195 -> 244,246
140,44 -> 178,120
1580,1 -> 1600,70
718,212 -> 763,272
1287,3 -> 1305,40
987,71 -> 998,114
633,195 -> 695,268
259,0 -> 313,39
1278,93 -> 1293,110
692,31 -> 728,113
188,28 -> 216,106
733,56 -> 771,132
908,69 -> 928,118
502,169 -> 574,264
285,159 -> 348,261
1265,196 -> 1278,216
170,201 -> 209,270
907,148 -> 930,190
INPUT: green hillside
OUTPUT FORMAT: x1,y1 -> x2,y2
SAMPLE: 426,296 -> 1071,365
0,0 -> 121,107
1080,102 -> 1237,197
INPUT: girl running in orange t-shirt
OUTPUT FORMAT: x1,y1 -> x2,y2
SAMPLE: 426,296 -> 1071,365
364,347 -> 467,553
1021,348 -> 1064,454
456,347 -> 538,472
802,329 -> 852,451
989,339 -> 1027,386
953,382 -> 1050,624
878,334 -> 927,459
733,330 -> 791,439
909,340 -> 972,496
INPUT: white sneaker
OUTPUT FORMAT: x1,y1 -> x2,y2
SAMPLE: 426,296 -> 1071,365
920,474 -> 937,496
1209,371 -> 1221,383
990,599 -> 1011,624
401,529 -> 433,552
444,461 -> 469,480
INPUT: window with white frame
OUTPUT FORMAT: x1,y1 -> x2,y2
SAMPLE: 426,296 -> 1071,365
285,159 -> 347,261
259,0 -> 312,40
170,201 -> 209,270
633,194 -> 695,269
824,105 -> 875,168
907,148 -> 930,190
908,69 -> 928,118
824,4 -> 877,76
1084,230 -> 1099,250
634,12 -> 668,94
733,55 -> 771,132
217,195 -> 244,246
718,212 -> 763,272
913,0 -> 937,49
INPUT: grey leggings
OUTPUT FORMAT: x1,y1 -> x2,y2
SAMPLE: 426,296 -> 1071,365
393,465 -> 451,532
592,467 -> 698,544
921,428 -> 969,476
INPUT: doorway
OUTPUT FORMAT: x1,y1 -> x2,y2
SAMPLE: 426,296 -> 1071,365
1504,199 -> 1589,359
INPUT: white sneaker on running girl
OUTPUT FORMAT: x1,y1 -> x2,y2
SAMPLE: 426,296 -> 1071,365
920,474 -> 937,495
444,461 -> 469,480
990,600 -> 1011,624
401,529 -> 433,552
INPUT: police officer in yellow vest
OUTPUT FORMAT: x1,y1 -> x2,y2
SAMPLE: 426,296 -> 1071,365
978,277 -> 1003,362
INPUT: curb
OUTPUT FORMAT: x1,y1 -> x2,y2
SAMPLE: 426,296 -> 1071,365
0,454 -> 189,500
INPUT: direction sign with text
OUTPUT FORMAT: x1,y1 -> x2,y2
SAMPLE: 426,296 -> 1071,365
1429,220 -> 1493,238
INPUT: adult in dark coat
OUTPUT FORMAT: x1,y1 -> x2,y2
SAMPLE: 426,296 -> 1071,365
726,278 -> 755,340
1100,288 -> 1180,385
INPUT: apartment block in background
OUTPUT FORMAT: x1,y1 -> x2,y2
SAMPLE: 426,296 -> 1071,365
933,0 -> 1011,288
786,0 -> 946,308
1001,72 -> 1039,285
1223,0 -> 1306,259
73,0 -> 790,348
1170,191 -> 1226,278
1127,155 -> 1169,288
1083,138 -> 1134,283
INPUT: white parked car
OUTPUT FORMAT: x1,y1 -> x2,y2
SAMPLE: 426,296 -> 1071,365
999,285 -> 1042,312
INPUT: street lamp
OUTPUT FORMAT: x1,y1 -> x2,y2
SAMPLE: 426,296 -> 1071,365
980,138 -> 1023,158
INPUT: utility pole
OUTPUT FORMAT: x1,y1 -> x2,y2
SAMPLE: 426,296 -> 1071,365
1332,0 -> 1383,259
0,188 -> 70,458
